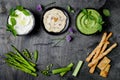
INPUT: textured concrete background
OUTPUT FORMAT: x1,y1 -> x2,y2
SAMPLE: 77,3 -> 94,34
0,0 -> 120,80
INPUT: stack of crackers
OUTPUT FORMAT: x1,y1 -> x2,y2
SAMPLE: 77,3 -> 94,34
86,32 -> 117,77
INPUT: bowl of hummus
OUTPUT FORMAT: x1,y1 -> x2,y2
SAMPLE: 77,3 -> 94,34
7,6 -> 35,36
42,7 -> 70,35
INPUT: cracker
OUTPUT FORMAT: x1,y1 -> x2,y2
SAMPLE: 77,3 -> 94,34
100,64 -> 111,77
97,57 -> 111,70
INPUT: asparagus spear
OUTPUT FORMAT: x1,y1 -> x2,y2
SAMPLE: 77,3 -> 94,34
5,59 -> 37,76
5,53 -> 36,72
11,45 -> 36,72
8,52 -> 36,67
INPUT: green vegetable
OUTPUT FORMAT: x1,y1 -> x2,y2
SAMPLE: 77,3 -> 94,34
7,14 -> 17,36
10,8 -> 18,17
16,5 -> 24,11
7,52 -> 35,67
11,45 -> 36,71
60,63 -> 74,76
7,17 -> 17,36
4,45 -> 38,76
67,5 -> 75,13
16,5 -> 30,16
52,67 -> 71,74
22,49 -> 32,60
5,53 -> 35,72
33,50 -> 38,63
6,61 -> 37,76
41,64 -> 53,76
22,10 -> 30,16
103,9 -> 110,16
10,18 -> 16,26
7,24 -> 17,36
72,60 -> 83,77
76,9 -> 104,35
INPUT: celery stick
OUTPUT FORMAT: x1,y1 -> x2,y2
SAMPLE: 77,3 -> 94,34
60,63 -> 74,76
72,60 -> 83,77
52,67 -> 71,74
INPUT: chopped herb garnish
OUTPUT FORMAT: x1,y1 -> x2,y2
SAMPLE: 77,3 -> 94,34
7,17 -> 17,36
22,10 -> 30,16
103,9 -> 111,17
7,24 -> 17,36
10,8 -> 18,17
16,5 -> 30,16
10,18 -> 16,26
67,5 -> 75,13
82,9 -> 88,15
16,5 -> 24,11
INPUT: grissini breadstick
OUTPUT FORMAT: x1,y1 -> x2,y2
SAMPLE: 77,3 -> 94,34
93,32 -> 107,59
88,43 -> 117,67
93,32 -> 112,60
86,47 -> 97,62
93,32 -> 111,60
100,41 -> 110,53
106,32 -> 113,41
89,62 -> 98,73
86,32 -> 107,62
93,41 -> 110,60
89,42 -> 109,73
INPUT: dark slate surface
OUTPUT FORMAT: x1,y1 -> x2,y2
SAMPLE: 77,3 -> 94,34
0,0 -> 120,80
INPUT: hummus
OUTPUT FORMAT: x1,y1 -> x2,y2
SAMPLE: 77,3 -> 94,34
43,8 -> 67,33
8,9 -> 35,35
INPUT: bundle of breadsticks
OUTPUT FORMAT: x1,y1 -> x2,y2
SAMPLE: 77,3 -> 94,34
86,32 -> 117,77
